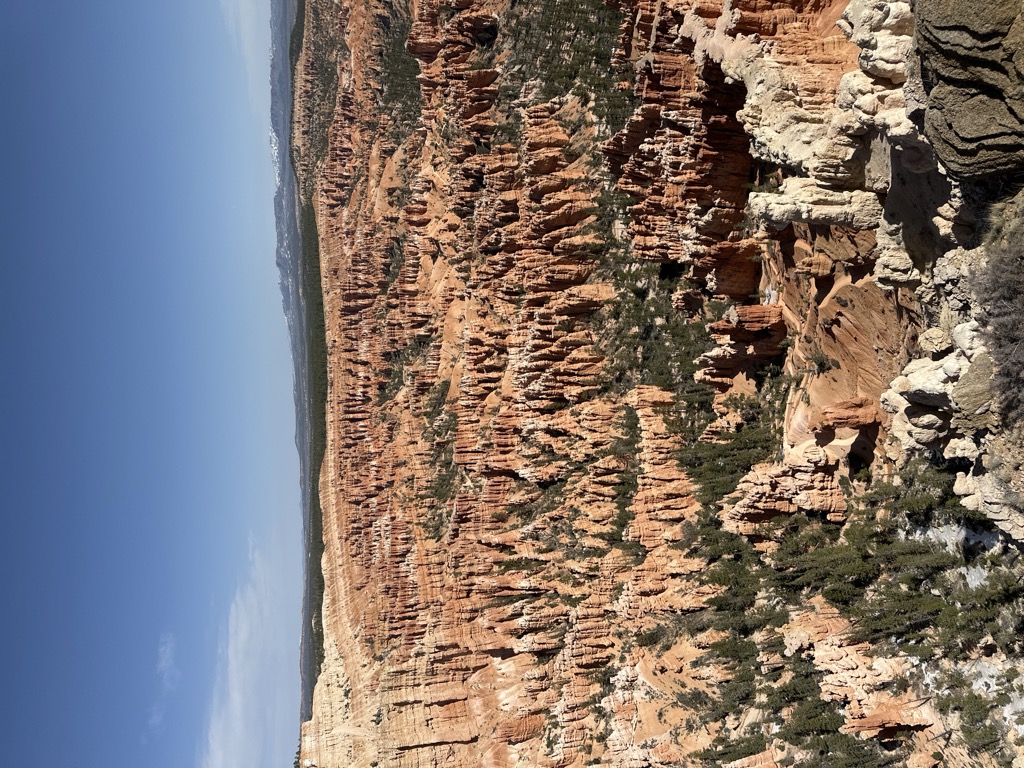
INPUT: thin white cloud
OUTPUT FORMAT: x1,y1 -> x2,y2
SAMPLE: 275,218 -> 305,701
219,0 -> 271,115
158,632 -> 181,688
148,631 -> 181,731
199,536 -> 298,768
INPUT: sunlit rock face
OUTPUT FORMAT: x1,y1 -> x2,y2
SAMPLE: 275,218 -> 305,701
290,0 -> 1024,766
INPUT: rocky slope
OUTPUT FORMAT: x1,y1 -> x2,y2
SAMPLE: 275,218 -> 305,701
291,0 -> 1024,766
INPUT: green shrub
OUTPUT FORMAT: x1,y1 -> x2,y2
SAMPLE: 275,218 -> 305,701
677,414 -> 777,509
379,8 -> 422,141
609,405 -> 640,518
975,213 -> 1024,429
696,732 -> 766,765
377,335 -> 434,404
634,626 -> 666,647
807,346 -> 839,375
297,200 -> 329,695
938,687 -> 1009,760
498,0 -> 636,134
505,479 -> 567,522
497,557 -> 545,573
794,732 -> 893,768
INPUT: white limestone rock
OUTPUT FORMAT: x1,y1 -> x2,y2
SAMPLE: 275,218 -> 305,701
749,178 -> 883,230
838,0 -> 914,84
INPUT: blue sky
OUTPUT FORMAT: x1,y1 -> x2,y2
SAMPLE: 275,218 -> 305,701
0,1 -> 302,767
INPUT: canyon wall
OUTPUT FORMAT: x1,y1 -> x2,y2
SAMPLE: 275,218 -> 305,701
291,0 -> 1024,766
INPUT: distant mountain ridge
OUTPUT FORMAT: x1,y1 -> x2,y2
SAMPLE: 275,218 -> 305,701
269,0 -> 315,724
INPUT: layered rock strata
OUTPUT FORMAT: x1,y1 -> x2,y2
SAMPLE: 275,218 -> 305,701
916,0 -> 1024,179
